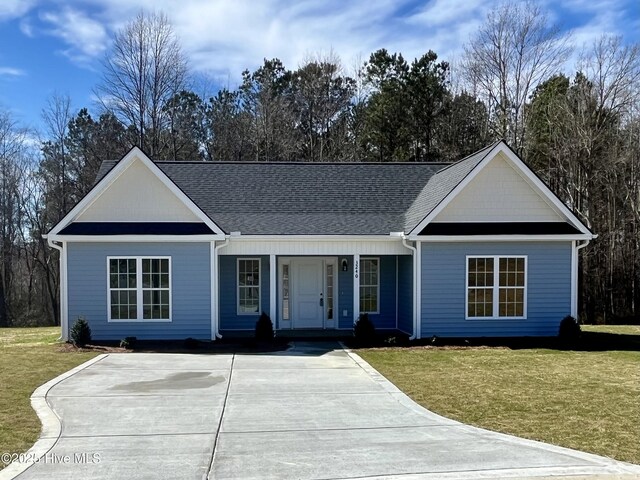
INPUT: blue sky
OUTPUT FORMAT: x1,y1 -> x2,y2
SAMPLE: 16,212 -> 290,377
0,0 -> 638,132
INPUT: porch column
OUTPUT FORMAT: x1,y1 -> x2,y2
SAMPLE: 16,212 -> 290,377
269,254 -> 276,323
353,254 -> 360,321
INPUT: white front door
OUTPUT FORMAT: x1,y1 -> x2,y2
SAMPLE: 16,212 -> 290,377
292,259 -> 324,328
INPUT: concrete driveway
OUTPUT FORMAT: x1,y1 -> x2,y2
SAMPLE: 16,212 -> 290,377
6,341 -> 640,480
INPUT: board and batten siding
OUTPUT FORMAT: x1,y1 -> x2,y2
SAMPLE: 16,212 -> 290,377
363,255 -> 398,329
421,242 -> 571,337
219,255 -> 270,330
397,255 -> 413,334
67,242 -> 211,340
337,256 -> 354,329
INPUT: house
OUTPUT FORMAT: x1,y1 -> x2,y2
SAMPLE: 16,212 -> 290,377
45,141 -> 594,341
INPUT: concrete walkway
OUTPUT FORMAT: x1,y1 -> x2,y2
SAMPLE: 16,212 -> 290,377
6,341 -> 640,480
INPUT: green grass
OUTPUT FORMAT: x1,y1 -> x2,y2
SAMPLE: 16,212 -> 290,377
0,327 -> 98,468
358,331 -> 640,465
583,324 -> 640,336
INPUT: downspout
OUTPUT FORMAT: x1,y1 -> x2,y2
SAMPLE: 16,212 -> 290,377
571,239 -> 591,319
212,238 -> 230,339
402,236 -> 418,340
46,237 -> 67,341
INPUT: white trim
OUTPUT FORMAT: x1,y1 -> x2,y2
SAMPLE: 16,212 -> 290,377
278,259 -> 291,328
212,239 -> 229,339
415,241 -> 422,339
325,258 -> 338,329
236,258 -> 261,316
465,255 -> 528,320
49,234 -> 224,243
359,257 -> 380,314
48,147 -> 225,237
106,256 -> 173,323
395,256 -> 399,330
401,237 -> 418,340
210,242 -> 216,339
269,254 -> 276,322
410,234 -> 592,242
226,234 -> 405,241
570,241 -> 577,318
353,254 -> 360,322
409,142 -> 594,237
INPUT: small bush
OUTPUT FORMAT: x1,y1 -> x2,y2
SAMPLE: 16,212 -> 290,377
353,313 -> 376,346
119,336 -> 137,349
559,315 -> 581,346
255,312 -> 274,342
70,317 -> 91,347
184,337 -> 200,349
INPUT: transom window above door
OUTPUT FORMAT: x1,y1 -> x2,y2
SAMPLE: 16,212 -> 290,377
108,257 -> 171,322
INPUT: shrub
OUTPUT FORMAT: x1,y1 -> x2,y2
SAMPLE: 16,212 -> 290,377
559,315 -> 581,345
70,317 -> 91,347
255,312 -> 274,341
119,337 -> 137,349
184,337 -> 200,349
353,313 -> 376,345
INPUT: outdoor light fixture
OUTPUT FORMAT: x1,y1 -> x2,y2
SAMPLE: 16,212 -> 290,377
341,258 -> 348,272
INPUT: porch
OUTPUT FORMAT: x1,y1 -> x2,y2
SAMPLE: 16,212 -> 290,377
217,254 -> 413,335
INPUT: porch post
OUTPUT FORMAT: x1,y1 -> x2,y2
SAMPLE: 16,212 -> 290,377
353,254 -> 360,322
61,241 -> 68,341
269,254 -> 276,324
570,241 -> 577,318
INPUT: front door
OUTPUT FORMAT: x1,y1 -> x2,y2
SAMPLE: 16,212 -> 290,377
292,259 -> 324,328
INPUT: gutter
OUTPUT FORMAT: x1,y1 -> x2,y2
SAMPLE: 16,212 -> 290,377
212,238 -> 230,339
401,235 -> 418,340
46,237 -> 67,342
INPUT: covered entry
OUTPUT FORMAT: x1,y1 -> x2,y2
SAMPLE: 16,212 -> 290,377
279,257 -> 337,329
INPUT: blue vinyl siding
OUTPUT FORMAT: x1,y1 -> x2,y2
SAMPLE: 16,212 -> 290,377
67,242 -> 211,340
219,255 -> 270,330
338,256 -> 354,329
421,242 -> 572,337
397,255 -> 413,334
364,256 -> 397,329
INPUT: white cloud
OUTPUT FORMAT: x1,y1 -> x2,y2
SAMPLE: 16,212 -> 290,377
0,0 -> 35,21
40,6 -> 109,65
24,0 -> 636,83
0,67 -> 26,77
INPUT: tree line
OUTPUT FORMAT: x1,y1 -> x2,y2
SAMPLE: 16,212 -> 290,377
0,3 -> 638,327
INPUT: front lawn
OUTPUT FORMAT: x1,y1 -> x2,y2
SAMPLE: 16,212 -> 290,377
0,327 -> 98,469
358,331 -> 640,465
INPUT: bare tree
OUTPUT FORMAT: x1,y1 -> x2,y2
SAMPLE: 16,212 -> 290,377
96,10 -> 187,158
462,1 -> 570,153
0,109 -> 29,326
41,92 -> 73,213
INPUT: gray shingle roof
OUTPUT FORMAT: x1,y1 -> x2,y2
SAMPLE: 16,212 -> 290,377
403,142 -> 499,232
94,145 -> 499,235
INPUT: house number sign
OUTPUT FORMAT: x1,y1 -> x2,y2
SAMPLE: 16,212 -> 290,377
354,260 -> 359,279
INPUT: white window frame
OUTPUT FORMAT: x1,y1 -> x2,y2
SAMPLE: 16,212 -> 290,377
465,255 -> 527,320
107,256 -> 172,322
360,257 -> 380,315
237,258 -> 261,316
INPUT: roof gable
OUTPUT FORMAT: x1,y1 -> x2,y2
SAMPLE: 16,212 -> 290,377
48,147 -> 225,236
432,151 -> 563,222
408,141 -> 593,237
76,157 -> 201,222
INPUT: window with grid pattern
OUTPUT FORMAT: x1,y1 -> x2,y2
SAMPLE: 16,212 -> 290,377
467,256 -> 526,319
108,257 -> 171,321
360,258 -> 379,314
238,259 -> 260,314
